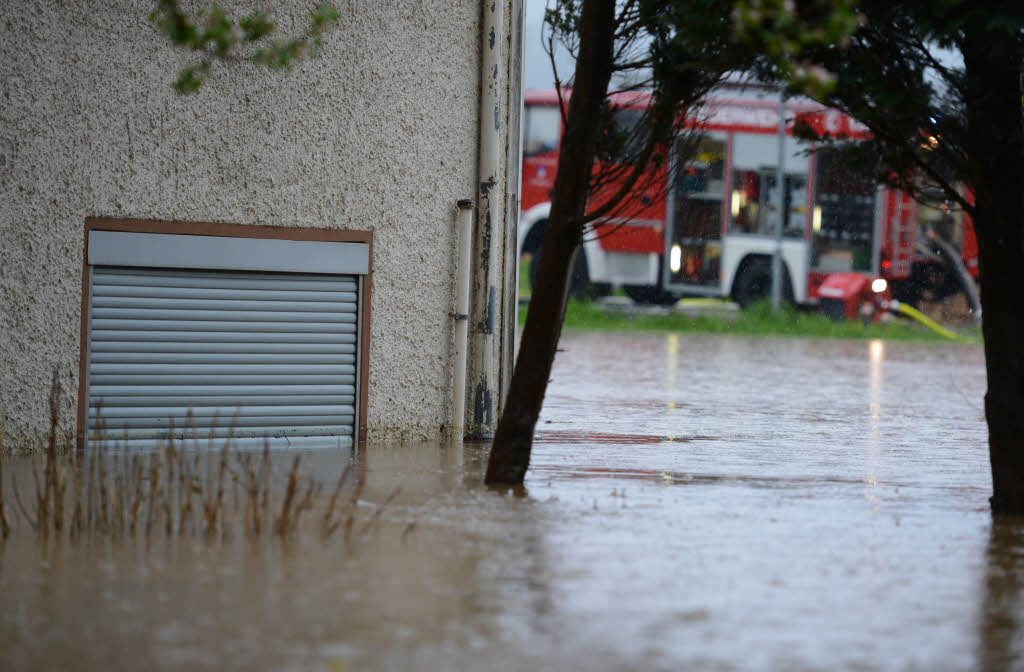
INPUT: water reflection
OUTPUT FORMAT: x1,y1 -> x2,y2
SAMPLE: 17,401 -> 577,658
978,519 -> 1024,669
0,332 -> 999,670
865,338 -> 885,504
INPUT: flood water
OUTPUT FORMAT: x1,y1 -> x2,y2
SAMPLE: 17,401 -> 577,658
3,331 -> 1018,671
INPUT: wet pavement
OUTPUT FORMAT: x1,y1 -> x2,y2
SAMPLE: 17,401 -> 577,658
2,331 -> 1015,671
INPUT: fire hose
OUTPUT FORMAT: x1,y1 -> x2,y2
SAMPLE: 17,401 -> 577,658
881,299 -> 963,341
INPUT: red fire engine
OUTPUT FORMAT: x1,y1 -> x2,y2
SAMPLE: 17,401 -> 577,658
519,88 -> 978,317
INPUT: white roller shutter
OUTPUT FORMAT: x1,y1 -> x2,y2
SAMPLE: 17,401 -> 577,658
84,231 -> 368,449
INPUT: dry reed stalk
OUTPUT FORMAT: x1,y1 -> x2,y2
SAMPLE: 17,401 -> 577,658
359,487 -> 400,537
31,455 -> 48,536
97,445 -> 109,533
123,453 -> 134,537
0,424 -> 10,541
213,443 -> 229,534
342,473 -> 366,543
47,370 -> 65,533
144,453 -> 162,539
112,470 -> 125,540
176,449 -> 189,535
230,465 -> 241,517
290,478 -> 316,535
226,414 -> 242,518
11,474 -> 37,531
69,448 -> 83,539
273,456 -> 302,536
178,453 -> 199,536
175,444 -> 187,533
186,408 -> 198,452
164,441 -> 176,537
85,449 -> 95,535
320,465 -> 351,539
401,521 -> 417,543
128,456 -> 144,535
239,454 -> 251,535
259,441 -> 271,533
117,452 -> 131,539
241,454 -> 260,537
187,409 -> 205,535
52,462 -> 67,535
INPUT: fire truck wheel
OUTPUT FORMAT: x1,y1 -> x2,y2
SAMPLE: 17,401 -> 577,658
529,246 -> 592,300
623,285 -> 679,305
733,258 -> 791,308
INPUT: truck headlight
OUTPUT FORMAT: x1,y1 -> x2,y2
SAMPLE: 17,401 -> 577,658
871,278 -> 888,294
670,244 -> 682,273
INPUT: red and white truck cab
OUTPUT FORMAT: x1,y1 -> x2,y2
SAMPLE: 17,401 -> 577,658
519,88 -> 976,316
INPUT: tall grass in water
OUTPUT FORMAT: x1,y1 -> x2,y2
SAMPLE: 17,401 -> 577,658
0,374 -> 399,546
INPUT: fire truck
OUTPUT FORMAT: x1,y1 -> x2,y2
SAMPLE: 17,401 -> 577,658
518,88 -> 979,317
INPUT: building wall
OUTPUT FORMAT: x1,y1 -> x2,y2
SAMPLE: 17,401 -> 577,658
0,0 -> 518,450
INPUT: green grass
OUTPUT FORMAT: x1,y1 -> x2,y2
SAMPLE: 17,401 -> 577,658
517,297 -> 981,343
519,256 -> 532,298
516,257 -> 980,342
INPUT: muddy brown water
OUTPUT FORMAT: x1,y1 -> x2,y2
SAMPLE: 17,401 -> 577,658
2,332 -> 1016,671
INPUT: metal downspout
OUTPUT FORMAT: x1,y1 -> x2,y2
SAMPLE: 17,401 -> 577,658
453,200 -> 476,436
467,0 -> 503,439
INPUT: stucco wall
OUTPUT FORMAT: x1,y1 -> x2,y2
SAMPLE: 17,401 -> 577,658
0,1 -> 514,450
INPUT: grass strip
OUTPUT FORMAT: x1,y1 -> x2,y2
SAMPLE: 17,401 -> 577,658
519,298 -> 981,343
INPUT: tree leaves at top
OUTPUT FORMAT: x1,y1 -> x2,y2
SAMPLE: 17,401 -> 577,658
732,0 -> 862,97
749,1 -> 1023,215
149,1 -> 341,94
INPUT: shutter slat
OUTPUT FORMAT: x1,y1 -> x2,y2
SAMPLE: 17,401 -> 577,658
106,436 -> 354,451
91,319 -> 356,333
90,405 -> 355,419
91,363 -> 355,376
92,308 -> 355,323
94,268 -> 356,292
88,426 -> 354,440
90,374 -> 353,386
90,384 -> 355,396
92,415 -> 354,430
91,341 -> 355,354
93,286 -> 356,302
90,395 -> 355,408
91,331 -> 355,344
92,352 -> 355,364
93,296 -> 356,312
87,266 -> 359,444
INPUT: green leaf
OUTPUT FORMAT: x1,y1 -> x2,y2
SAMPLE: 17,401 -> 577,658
173,61 -> 210,94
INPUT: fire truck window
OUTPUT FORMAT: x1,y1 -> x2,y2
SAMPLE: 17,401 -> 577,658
524,105 -> 560,157
810,148 -> 876,272
730,170 -> 807,237
729,133 -> 809,238
668,136 -> 727,287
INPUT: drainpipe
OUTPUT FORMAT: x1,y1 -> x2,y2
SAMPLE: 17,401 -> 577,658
453,200 -> 476,436
467,0 -> 504,439
500,0 -> 525,407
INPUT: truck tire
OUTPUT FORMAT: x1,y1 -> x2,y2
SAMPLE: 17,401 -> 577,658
623,285 -> 679,305
623,256 -> 679,305
733,258 -> 791,308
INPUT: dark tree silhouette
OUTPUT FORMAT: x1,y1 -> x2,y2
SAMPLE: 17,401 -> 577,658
741,1 -> 1024,514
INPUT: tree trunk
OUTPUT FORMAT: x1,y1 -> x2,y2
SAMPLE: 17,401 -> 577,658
485,0 -> 617,485
963,24 -> 1024,514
